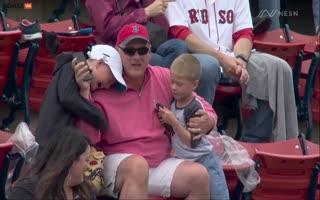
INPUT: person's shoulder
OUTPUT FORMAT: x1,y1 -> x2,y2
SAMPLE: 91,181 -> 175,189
90,87 -> 119,103
147,65 -> 170,79
148,65 -> 170,73
191,96 -> 204,109
187,97 -> 205,110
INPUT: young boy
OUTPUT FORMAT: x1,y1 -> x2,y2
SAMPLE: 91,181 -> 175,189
35,45 -> 126,150
158,54 -> 229,200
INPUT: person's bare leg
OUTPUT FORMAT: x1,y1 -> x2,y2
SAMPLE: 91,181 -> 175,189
114,155 -> 149,199
170,161 -> 210,199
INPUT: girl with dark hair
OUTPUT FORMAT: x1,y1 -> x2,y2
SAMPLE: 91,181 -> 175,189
8,128 -> 94,200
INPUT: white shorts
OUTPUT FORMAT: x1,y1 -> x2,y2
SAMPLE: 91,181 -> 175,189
101,153 -> 184,198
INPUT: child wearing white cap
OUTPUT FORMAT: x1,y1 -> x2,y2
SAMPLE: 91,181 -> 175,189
35,45 -> 126,150
80,44 -> 127,93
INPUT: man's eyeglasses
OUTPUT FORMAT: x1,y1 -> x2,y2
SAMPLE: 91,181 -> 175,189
119,46 -> 150,56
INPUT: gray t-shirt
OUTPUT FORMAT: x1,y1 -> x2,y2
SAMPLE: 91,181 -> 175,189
171,97 -> 212,161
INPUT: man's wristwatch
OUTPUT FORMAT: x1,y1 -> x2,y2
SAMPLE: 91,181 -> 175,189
236,54 -> 249,63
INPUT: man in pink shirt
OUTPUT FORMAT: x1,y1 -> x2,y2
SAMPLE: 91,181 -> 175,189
74,23 -> 216,199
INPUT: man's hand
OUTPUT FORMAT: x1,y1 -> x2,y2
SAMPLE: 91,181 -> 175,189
235,57 -> 250,84
187,109 -> 214,136
72,58 -> 91,98
144,0 -> 174,17
158,107 -> 177,125
220,54 -> 250,85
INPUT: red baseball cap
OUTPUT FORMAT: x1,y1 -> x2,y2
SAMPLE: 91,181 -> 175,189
116,23 -> 150,47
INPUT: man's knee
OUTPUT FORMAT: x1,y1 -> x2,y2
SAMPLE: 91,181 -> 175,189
168,39 -> 188,49
174,161 -> 210,189
188,163 -> 210,185
117,155 -> 149,183
160,39 -> 189,54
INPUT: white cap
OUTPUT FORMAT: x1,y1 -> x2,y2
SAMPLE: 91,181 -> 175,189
87,45 -> 126,92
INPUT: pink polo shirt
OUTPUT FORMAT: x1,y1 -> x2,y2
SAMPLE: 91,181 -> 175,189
77,66 -> 217,167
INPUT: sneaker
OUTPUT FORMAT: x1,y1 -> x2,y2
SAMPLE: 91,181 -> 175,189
19,18 -> 42,41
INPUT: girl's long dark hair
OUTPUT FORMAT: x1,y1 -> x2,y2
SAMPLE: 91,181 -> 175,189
30,127 -> 92,200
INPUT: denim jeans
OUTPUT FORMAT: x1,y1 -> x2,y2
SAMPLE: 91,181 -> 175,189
191,54 -> 221,105
150,39 -> 189,68
196,152 -> 229,200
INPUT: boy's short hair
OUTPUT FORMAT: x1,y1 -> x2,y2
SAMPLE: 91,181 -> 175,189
170,54 -> 201,81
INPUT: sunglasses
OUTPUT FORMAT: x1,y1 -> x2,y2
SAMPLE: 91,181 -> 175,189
119,46 -> 150,56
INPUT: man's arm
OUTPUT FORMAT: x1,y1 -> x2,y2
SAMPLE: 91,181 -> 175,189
233,37 -> 253,69
169,25 -> 229,67
159,107 -> 194,147
185,33 -> 239,73
232,0 -> 254,68
170,26 -> 248,83
233,37 -> 253,59
166,1 -> 241,79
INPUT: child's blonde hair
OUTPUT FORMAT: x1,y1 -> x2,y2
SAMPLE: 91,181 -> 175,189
170,54 -> 201,81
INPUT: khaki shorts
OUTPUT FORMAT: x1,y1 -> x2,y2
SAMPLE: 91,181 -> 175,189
101,153 -> 184,198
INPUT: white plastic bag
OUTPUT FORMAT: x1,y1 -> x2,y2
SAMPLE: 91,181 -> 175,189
8,122 -> 39,163
5,122 -> 39,192
207,131 -> 260,192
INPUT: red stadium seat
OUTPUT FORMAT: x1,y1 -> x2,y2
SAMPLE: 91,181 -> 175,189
0,30 -> 22,100
251,138 -> 320,200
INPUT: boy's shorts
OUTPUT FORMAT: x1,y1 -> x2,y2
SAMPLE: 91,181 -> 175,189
101,153 -> 184,198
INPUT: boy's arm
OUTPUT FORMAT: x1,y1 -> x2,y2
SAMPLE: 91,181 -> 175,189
57,64 -> 107,131
189,93 -> 217,134
164,111 -> 193,147
184,98 -> 210,147
160,98 -> 210,148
